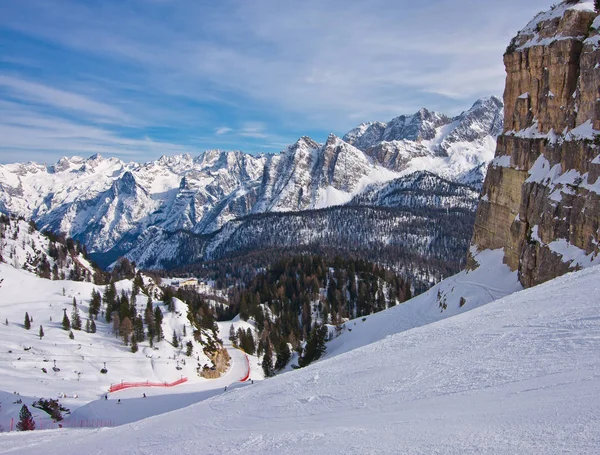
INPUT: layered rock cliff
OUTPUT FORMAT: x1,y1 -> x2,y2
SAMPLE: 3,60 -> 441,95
469,0 -> 600,287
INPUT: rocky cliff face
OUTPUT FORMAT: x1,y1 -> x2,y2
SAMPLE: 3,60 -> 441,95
469,0 -> 600,287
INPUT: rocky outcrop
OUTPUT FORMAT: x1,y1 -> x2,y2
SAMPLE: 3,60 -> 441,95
469,1 -> 600,287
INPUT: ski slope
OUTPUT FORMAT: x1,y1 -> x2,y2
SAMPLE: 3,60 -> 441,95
3,262 -> 600,453
0,263 -> 260,432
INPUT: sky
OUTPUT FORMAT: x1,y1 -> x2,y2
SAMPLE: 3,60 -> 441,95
0,0 -> 553,164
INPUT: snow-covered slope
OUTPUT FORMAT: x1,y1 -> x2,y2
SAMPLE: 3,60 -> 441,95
0,97 -> 501,264
252,135 -> 397,213
4,256 -> 600,453
344,97 -> 503,186
350,170 -> 479,211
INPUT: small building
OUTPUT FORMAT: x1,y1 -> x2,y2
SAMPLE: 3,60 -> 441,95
179,278 -> 198,288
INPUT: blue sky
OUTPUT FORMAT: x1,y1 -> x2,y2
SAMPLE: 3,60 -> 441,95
0,0 -> 552,163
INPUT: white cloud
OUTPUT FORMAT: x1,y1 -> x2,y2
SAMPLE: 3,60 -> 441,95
0,0 -> 554,161
0,75 -> 130,124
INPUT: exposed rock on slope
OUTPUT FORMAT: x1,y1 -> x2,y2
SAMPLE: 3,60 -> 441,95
344,97 -> 503,185
470,0 -> 600,287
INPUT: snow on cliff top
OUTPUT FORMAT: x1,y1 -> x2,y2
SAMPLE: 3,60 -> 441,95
517,1 -> 596,49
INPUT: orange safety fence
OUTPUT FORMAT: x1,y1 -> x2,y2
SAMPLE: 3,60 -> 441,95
109,377 -> 188,393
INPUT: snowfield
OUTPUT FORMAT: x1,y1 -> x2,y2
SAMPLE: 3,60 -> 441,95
2,260 -> 600,453
0,263 -> 259,433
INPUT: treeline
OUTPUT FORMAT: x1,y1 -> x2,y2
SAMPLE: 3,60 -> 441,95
221,255 -> 411,371
0,214 -> 105,282
140,204 -> 474,294
97,270 -> 221,358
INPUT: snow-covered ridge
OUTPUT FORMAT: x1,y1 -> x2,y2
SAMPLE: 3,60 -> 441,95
0,97 -> 502,261
344,97 -> 503,185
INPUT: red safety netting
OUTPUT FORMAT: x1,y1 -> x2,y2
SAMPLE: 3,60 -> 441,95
239,353 -> 251,382
109,377 -> 188,393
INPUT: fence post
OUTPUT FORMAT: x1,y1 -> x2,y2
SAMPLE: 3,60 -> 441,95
10,417 -> 13,431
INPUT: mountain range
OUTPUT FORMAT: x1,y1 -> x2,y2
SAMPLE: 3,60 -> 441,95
0,97 -> 503,272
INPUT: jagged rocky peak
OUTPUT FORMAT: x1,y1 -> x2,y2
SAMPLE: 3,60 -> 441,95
441,96 -> 504,147
469,0 -> 600,288
344,108 -> 451,151
113,170 -> 138,195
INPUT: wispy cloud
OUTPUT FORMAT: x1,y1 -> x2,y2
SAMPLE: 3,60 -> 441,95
0,0 -> 553,162
0,75 -> 130,124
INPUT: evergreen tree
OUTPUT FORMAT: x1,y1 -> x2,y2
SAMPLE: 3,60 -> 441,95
89,289 -> 102,317
134,316 -> 145,342
595,0 -> 600,12
69,330 -> 74,340
298,324 -> 328,368
85,318 -> 90,333
38,325 -> 44,340
261,342 -> 274,377
275,340 -> 291,371
62,309 -> 70,331
242,328 -> 256,355
24,312 -> 31,330
229,324 -> 237,344
186,340 -> 194,356
71,304 -> 82,331
16,404 -> 35,431
172,329 -> 179,347
153,307 -> 163,341
103,282 -> 117,323
130,334 -> 138,353
90,318 -> 97,333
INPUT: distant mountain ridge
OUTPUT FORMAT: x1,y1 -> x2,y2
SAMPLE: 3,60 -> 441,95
0,97 -> 503,272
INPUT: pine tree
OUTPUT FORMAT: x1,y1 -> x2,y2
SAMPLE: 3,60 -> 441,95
24,312 -> 31,330
172,329 -> 179,348
130,334 -> 138,353
85,319 -> 91,333
71,304 -> 82,331
229,324 -> 236,344
62,309 -> 70,331
298,324 -> 328,368
186,340 -> 193,356
90,318 -> 97,333
38,325 -> 44,340
103,282 -> 117,323
153,306 -> 163,341
69,330 -> 74,340
261,342 -> 274,377
275,340 -> 291,371
89,289 -> 101,317
242,328 -> 256,355
596,0 -> 600,13
16,404 -> 35,431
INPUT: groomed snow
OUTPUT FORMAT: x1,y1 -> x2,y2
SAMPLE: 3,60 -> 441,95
3,261 -> 600,453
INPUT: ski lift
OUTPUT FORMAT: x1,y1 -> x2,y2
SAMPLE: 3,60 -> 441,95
52,359 -> 60,372
100,362 -> 108,374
